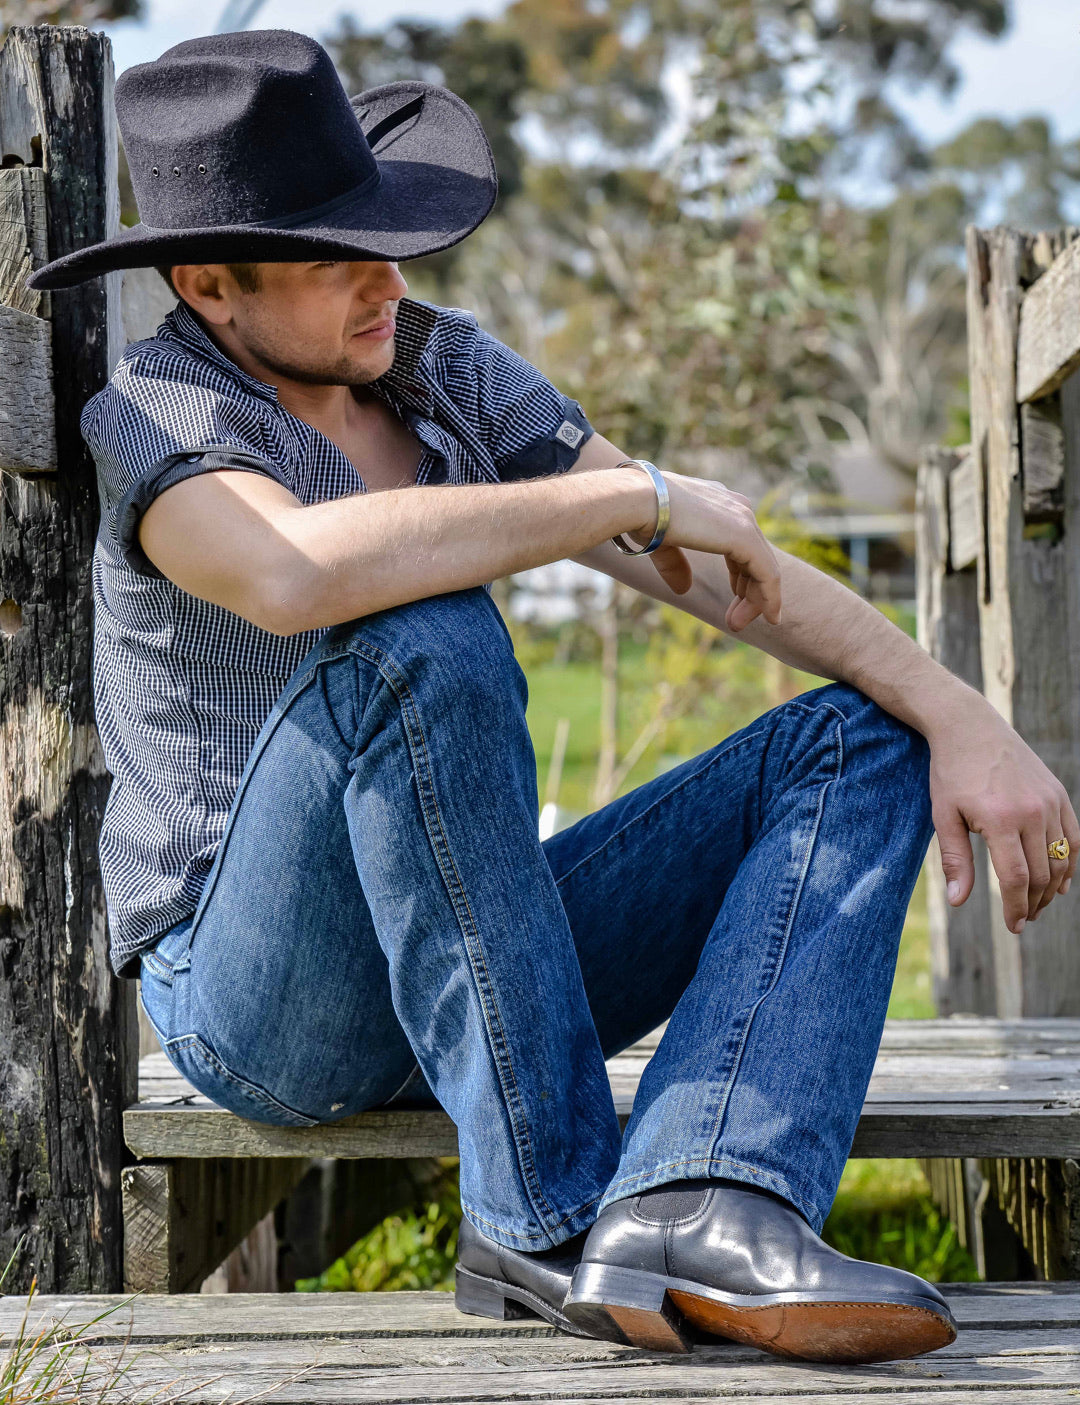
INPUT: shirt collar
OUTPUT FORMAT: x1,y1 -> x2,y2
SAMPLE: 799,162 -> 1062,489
161,295 -> 438,412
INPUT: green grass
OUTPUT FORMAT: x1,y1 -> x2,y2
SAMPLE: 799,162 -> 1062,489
301,623 -> 978,1293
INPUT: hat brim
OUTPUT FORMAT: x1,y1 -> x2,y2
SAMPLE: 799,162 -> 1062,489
28,81 -> 497,291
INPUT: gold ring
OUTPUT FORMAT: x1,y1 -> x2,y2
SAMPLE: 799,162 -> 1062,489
1048,836 -> 1070,861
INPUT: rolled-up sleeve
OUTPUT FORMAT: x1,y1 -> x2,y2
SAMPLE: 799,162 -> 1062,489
471,327 -> 596,480
113,447 -> 294,580
82,350 -> 296,581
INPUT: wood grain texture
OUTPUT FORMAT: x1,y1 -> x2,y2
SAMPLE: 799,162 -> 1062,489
122,1158 -> 310,1294
0,26 -> 137,1296
947,447 -> 981,572
1017,233 -> 1080,403
125,1019 -> 1080,1161
0,302 -> 54,473
3,1286 -> 1080,1403
1019,397 -> 1066,524
965,225 -> 1080,1017
915,448 -> 993,1017
0,165 -> 47,314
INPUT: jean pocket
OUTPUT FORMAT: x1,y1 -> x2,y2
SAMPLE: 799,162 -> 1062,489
141,917 -> 195,986
161,1032 -> 321,1128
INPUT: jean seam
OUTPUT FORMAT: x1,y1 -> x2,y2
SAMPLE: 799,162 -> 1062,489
551,724 -> 771,891
178,1033 -> 321,1127
344,636 -> 560,1234
703,712 -> 843,1162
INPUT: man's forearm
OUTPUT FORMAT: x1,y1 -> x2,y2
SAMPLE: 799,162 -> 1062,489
276,465 -> 656,633
730,547 -> 984,743
583,536 -> 984,746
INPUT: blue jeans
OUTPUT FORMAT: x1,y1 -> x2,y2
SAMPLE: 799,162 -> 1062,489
139,585 -> 934,1250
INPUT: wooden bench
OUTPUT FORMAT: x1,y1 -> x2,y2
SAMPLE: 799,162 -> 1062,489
121,1016 -> 1080,1292
5,1281 -> 1080,1402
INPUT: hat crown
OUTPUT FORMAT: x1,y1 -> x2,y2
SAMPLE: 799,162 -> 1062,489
116,30 -> 379,231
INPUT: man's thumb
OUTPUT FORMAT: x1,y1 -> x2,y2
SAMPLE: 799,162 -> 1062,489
935,815 -> 974,904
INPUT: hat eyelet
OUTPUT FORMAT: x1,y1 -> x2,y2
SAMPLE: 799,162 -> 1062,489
197,163 -> 207,174
151,165 -> 159,176
172,166 -> 181,176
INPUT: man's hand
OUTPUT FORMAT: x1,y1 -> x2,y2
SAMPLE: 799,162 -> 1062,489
930,704 -> 1079,934
635,471 -> 783,630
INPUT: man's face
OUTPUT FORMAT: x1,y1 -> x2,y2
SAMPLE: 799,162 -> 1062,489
178,259 -> 410,388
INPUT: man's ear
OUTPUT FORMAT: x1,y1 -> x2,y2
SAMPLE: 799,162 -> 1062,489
171,265 -> 233,326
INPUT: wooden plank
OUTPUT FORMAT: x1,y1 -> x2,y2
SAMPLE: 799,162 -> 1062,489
977,1156 -> 1080,1280
1020,396 -> 1066,523
0,302 -> 55,473
3,1282 -> 1077,1341
948,449 -> 981,571
1017,233 -> 1080,403
916,447 -> 993,1017
0,25 -> 137,1297
0,165 -> 47,314
126,1020 -> 1080,1161
6,1316 -> 1080,1403
121,1157 -> 310,1294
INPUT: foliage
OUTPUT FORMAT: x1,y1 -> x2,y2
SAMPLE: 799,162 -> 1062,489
297,1161 -> 463,1294
323,0 -> 1049,485
823,1160 -> 978,1283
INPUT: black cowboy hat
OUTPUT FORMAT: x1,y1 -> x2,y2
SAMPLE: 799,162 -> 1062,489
28,28 -> 498,291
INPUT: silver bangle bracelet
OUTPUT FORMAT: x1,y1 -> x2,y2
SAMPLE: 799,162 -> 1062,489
611,459 -> 670,555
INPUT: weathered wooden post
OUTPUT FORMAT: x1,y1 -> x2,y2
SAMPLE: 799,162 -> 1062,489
918,225 -> 1080,1279
0,25 -> 137,1293
966,225 -> 1080,1017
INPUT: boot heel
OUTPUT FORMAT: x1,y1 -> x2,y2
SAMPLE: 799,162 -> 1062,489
564,1261 -> 692,1353
454,1265 -> 532,1321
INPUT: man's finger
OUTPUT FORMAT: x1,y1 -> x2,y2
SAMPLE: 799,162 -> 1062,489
986,827 -> 1033,933
1017,816 -> 1053,922
651,543 -> 693,594
933,807 -> 975,905
1036,797 -> 1080,913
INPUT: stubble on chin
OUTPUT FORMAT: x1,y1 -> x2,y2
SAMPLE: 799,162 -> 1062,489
248,333 -> 396,388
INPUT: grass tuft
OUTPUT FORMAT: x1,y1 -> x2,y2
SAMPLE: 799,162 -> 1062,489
0,1235 -> 314,1404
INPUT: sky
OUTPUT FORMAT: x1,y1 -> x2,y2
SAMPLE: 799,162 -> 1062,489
102,0 -> 1080,148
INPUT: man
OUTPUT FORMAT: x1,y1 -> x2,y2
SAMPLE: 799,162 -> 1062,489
31,29 -> 1076,1364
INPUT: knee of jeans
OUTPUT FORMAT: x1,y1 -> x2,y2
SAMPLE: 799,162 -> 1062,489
353,587 -> 525,711
796,683 -> 931,797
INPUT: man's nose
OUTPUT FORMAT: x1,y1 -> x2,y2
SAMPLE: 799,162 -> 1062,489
359,260 -> 408,302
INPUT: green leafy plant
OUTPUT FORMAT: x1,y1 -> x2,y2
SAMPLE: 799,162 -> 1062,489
298,1160 -> 463,1293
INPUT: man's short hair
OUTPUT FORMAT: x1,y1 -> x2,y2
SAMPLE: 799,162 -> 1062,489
155,263 -> 263,297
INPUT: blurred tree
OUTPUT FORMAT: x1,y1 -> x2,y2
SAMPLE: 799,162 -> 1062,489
933,115 -> 1080,229
1,0 -> 139,31
323,0 -> 1017,477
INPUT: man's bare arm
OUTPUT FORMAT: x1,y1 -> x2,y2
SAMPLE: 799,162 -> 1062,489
136,443 -> 781,636
572,433 -> 1080,935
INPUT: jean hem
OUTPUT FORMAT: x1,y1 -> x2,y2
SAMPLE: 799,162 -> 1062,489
459,1190 -> 605,1251
597,1157 -> 825,1235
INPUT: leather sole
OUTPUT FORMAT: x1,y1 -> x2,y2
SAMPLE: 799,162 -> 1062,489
563,1261 -> 958,1363
454,1264 -> 592,1339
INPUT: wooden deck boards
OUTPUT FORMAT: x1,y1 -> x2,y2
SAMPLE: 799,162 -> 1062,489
126,1017 -> 1080,1161
4,1284 -> 1079,1402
